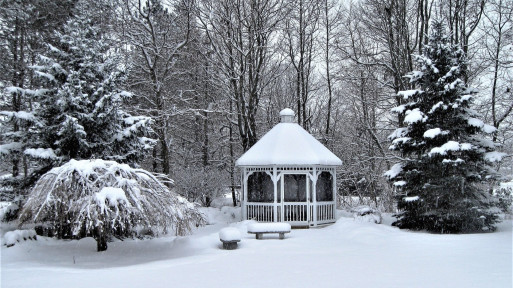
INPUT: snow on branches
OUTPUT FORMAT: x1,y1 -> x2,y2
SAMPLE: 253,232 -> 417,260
19,159 -> 205,251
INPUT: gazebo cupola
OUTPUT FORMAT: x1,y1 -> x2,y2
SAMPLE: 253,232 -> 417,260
236,108 -> 342,227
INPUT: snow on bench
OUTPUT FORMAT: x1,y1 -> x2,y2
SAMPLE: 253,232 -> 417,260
219,227 -> 241,250
3,230 -> 37,247
247,223 -> 291,240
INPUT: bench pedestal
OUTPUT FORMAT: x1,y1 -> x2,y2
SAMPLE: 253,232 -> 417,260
251,231 -> 289,240
221,240 -> 240,250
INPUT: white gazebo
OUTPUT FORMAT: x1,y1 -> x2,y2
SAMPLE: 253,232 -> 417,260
236,108 -> 342,227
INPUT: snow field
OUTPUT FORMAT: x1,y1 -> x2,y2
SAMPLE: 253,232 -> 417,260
1,208 -> 511,288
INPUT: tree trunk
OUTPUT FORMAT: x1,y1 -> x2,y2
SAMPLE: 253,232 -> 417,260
160,135 -> 170,175
229,98 -> 237,207
95,227 -> 108,252
324,0 -> 333,139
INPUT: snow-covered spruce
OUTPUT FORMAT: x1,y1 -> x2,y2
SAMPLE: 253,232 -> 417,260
386,22 -> 501,233
0,1 -> 155,210
18,159 -> 205,251
4,0 -> 154,169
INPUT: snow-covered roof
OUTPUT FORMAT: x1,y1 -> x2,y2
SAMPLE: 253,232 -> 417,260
236,109 -> 342,166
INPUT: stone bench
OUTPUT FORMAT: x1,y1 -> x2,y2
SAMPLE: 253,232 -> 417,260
219,227 -> 241,250
247,223 -> 291,240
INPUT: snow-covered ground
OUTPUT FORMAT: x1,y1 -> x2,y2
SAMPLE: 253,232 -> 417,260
1,207 -> 511,288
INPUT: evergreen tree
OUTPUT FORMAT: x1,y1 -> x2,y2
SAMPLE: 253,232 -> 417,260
0,0 -> 74,201
26,1 -> 154,167
386,22 -> 503,233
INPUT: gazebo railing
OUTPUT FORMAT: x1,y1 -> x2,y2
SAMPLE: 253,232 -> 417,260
283,203 -> 309,222
245,201 -> 336,225
246,203 -> 275,222
316,202 -> 336,224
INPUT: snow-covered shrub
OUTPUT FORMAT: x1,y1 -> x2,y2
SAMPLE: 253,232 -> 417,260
352,206 -> 382,224
0,201 -> 20,222
338,173 -> 395,213
18,159 -> 205,251
496,181 -> 513,214
0,176 -> 25,221
3,229 -> 37,247
173,166 -> 227,207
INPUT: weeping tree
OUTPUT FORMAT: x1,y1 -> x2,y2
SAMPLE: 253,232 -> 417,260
19,159 -> 205,251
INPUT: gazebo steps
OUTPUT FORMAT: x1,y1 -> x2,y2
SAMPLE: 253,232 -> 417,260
291,225 -> 310,229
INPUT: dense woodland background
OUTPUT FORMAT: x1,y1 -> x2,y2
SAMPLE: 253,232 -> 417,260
1,0 -> 512,211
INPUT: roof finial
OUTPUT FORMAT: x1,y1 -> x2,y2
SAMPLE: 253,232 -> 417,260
280,108 -> 295,123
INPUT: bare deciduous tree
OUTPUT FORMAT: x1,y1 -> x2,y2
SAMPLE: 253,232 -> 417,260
198,0 -> 285,151
123,0 -> 194,175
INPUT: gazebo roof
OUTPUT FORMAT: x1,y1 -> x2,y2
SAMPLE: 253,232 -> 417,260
236,109 -> 342,167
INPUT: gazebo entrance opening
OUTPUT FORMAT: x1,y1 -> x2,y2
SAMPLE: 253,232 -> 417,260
244,167 -> 336,227
282,173 -> 309,225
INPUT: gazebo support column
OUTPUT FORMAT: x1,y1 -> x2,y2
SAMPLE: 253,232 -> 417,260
332,170 -> 337,213
311,168 -> 318,227
273,167 -> 278,222
242,168 -> 248,221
